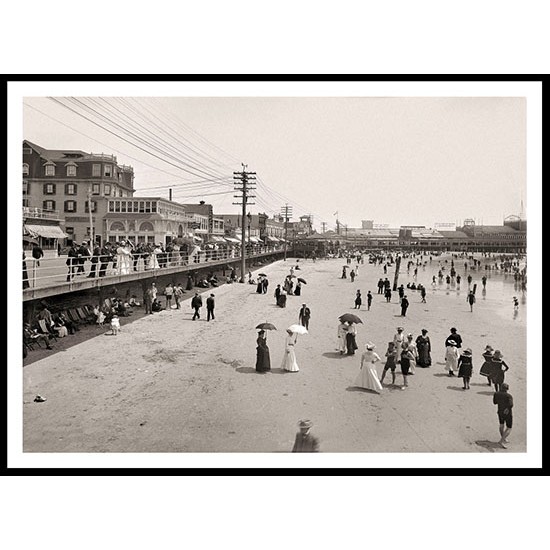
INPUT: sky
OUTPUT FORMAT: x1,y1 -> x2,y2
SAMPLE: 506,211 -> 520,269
20,89 -> 527,231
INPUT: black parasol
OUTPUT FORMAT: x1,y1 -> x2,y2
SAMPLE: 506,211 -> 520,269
338,313 -> 363,324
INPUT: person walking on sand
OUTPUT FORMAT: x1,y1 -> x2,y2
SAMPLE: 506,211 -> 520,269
445,327 -> 463,349
445,340 -> 460,376
353,342 -> 383,393
406,333 -> 418,374
255,330 -> 271,373
415,329 -> 432,367
457,348 -> 473,389
298,303 -> 311,330
274,284 -> 281,305
490,350 -> 509,392
282,329 -> 299,372
164,283 -> 174,310
345,322 -> 358,355
420,286 -> 427,303
354,290 -> 362,309
350,269 -> 356,282
341,267 -> 347,279
493,383 -> 513,448
262,276 -> 269,294
366,290 -> 373,311
206,293 -> 215,321
191,291 -> 203,320
479,345 -> 495,386
174,283 -> 184,309
400,294 -> 409,316
292,419 -> 320,452
337,320 -> 348,355
467,290 -> 476,312
399,341 -> 414,389
380,341 -> 398,385
384,286 -> 392,303
393,326 -> 405,363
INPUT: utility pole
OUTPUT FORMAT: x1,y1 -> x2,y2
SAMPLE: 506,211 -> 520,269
321,222 -> 327,234
233,164 -> 256,282
87,185 -> 94,245
281,204 -> 293,261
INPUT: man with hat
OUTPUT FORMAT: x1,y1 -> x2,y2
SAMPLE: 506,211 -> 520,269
393,326 -> 405,363
191,291 -> 203,320
206,293 -> 215,321
493,382 -> 513,448
292,419 -> 320,452
445,327 -> 462,349
298,303 -> 311,330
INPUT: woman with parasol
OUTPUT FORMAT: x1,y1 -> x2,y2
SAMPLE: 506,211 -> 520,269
255,324 -> 274,373
339,313 -> 361,355
282,325 -> 306,372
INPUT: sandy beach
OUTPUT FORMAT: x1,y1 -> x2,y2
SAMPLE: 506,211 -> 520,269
23,254 -> 526,453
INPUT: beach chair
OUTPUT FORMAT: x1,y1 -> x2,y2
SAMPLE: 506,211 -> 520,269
76,306 -> 95,324
37,319 -> 58,342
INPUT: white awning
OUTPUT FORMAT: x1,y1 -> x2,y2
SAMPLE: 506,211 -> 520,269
24,224 -> 68,239
249,236 -> 262,243
266,236 -> 281,242
224,237 -> 241,244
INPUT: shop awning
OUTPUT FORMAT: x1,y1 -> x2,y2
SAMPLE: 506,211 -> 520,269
24,224 -> 68,239
209,236 -> 226,243
224,237 -> 241,244
249,236 -> 262,243
266,236 -> 280,243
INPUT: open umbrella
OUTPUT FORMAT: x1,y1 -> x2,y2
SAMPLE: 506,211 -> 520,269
287,324 -> 308,335
258,273 -> 267,277
23,236 -> 39,245
338,313 -> 363,324
297,277 -> 307,284
256,322 -> 277,331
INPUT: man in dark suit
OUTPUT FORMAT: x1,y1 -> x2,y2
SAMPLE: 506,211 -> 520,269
77,241 -> 90,275
292,420 -> 320,452
191,291 -> 203,320
98,243 -> 110,277
298,303 -> 311,330
66,242 -> 80,281
89,243 -> 101,278
206,293 -> 215,321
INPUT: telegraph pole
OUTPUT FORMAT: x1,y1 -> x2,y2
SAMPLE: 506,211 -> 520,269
321,222 -> 327,234
233,164 -> 256,282
281,204 -> 293,261
87,185 -> 94,245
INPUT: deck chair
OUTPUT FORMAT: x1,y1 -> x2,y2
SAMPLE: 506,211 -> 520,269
66,308 -> 83,325
37,319 -> 58,342
76,306 -> 95,324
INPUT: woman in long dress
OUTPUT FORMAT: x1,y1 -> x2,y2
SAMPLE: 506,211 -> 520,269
393,327 -> 405,363
406,333 -> 418,374
354,343 -> 383,393
445,340 -> 460,376
281,329 -> 299,372
415,329 -> 432,367
479,345 -> 494,386
255,330 -> 271,372
345,322 -> 358,355
148,244 -> 161,270
337,321 -> 348,354
116,241 -> 132,275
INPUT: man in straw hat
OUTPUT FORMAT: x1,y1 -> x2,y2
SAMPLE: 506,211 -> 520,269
292,419 -> 320,452
493,383 -> 513,448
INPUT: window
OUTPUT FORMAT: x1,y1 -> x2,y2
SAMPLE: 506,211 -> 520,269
139,201 -> 145,213
120,201 -> 127,213
104,164 -> 112,177
92,183 -> 100,195
92,164 -> 101,177
145,201 -> 151,213
104,184 -> 111,196
45,164 -> 55,176
65,227 -> 74,236
64,200 -> 77,213
43,200 -> 56,211
127,201 -> 133,213
85,201 -> 97,213
23,180 -> 28,194
115,201 -> 120,213
66,165 -> 77,177
43,183 -> 56,195
151,201 -> 157,213
23,146 -> 33,155
22,163 -> 29,176
65,183 -> 77,195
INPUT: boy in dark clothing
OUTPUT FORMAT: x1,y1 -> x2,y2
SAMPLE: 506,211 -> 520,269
493,383 -> 513,448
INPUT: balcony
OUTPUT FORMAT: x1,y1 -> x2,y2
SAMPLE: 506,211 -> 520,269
23,206 -> 61,221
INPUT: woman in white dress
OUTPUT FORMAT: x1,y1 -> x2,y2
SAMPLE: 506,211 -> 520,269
116,241 -> 132,275
406,333 -> 418,374
393,327 -> 405,363
281,329 -> 299,372
337,321 -> 348,354
354,342 -> 383,393
445,339 -> 460,376
148,244 -> 162,270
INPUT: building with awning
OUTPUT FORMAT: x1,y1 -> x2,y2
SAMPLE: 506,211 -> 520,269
24,223 -> 68,239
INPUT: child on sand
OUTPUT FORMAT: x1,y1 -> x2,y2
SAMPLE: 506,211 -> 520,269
380,341 -> 397,385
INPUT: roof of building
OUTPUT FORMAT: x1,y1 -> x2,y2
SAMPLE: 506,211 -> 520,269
437,230 -> 471,239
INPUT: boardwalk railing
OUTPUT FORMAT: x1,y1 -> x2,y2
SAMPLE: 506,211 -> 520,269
22,246 -> 286,291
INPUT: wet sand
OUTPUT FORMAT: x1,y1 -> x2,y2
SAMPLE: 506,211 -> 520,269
23,254 -> 526,453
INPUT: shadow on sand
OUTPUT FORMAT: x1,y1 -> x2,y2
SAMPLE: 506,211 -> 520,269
475,440 -> 505,452
433,373 -> 451,378
446,385 -> 468,391
477,391 -> 495,396
235,367 -> 258,374
322,352 -> 346,359
346,386 -> 381,395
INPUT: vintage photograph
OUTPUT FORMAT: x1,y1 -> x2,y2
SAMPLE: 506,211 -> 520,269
10,81 -> 541,468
